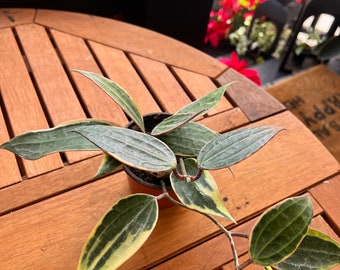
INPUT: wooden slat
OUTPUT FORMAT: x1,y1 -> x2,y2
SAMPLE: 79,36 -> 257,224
88,40 -> 161,115
197,108 -> 249,133
0,9 -> 339,270
310,175 -> 340,234
0,111 -> 337,270
130,54 -> 192,113
0,8 -> 35,28
0,154 -> 103,216
0,27 -> 62,178
0,171 -> 132,270
50,29 -> 128,126
34,9 -> 227,78
221,254 -> 265,270
0,106 -> 21,188
172,66 -> 233,115
154,194 -> 323,270
217,68 -> 286,121
16,24 -> 93,164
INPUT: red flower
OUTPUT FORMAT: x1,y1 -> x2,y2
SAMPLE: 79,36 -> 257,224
220,0 -> 241,15
205,20 -> 230,47
219,51 -> 261,85
204,0 -> 243,47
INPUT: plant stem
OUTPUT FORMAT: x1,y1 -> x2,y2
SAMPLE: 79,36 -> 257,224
160,181 -> 240,269
179,158 -> 187,176
173,158 -> 203,182
230,232 -> 249,239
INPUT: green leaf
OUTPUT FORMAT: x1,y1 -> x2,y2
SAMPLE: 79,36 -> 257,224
197,126 -> 284,170
151,111 -> 204,136
94,153 -> 123,179
170,158 -> 235,221
158,122 -> 218,157
178,83 -> 233,115
74,70 -> 145,132
78,194 -> 158,270
314,35 -> 340,61
276,228 -> 340,270
151,83 -> 233,135
74,125 -> 177,172
250,197 -> 313,266
0,120 -> 111,160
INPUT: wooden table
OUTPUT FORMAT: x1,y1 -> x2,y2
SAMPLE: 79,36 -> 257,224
0,9 -> 339,269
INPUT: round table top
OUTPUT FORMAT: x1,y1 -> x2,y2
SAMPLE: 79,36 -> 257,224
0,8 -> 338,270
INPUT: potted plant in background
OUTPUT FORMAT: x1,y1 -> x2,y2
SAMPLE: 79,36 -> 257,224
1,71 -> 339,269
204,0 -> 271,59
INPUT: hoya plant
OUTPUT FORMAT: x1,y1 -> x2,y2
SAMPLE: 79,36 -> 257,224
1,71 -> 339,270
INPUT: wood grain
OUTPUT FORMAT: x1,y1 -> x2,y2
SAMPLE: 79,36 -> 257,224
0,106 -> 21,188
172,66 -> 233,115
154,194 -> 323,270
0,111 -> 338,270
34,9 -> 226,78
130,54 -> 192,113
0,8 -> 35,28
15,23 -> 94,164
50,29 -> 128,126
197,108 -> 249,133
310,175 -> 340,234
0,171 -> 131,270
217,68 -> 285,121
88,41 -> 161,115
0,9 -> 338,270
0,154 -> 103,216
0,27 -> 62,178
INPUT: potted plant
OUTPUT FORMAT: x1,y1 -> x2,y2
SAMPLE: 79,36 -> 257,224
1,70 -> 339,270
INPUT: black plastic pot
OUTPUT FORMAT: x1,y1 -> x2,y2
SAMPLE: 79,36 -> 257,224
124,112 -> 177,208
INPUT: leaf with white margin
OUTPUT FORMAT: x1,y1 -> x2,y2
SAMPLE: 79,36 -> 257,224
158,122 -> 218,157
74,70 -> 145,132
151,83 -> 233,135
78,194 -> 158,270
275,228 -> 340,269
170,158 -> 235,222
250,196 -> 313,266
94,153 -> 123,179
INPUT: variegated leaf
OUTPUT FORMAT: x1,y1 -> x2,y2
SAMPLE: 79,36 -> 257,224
170,158 -> 234,221
151,83 -> 232,135
276,228 -> 340,269
250,197 -> 313,266
158,122 -> 218,157
94,153 -> 123,179
177,83 -> 233,115
151,111 -> 203,136
74,70 -> 145,132
78,194 -> 158,270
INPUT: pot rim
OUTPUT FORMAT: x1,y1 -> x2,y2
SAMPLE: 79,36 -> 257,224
125,112 -> 172,131
124,112 -> 173,191
123,165 -> 172,190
